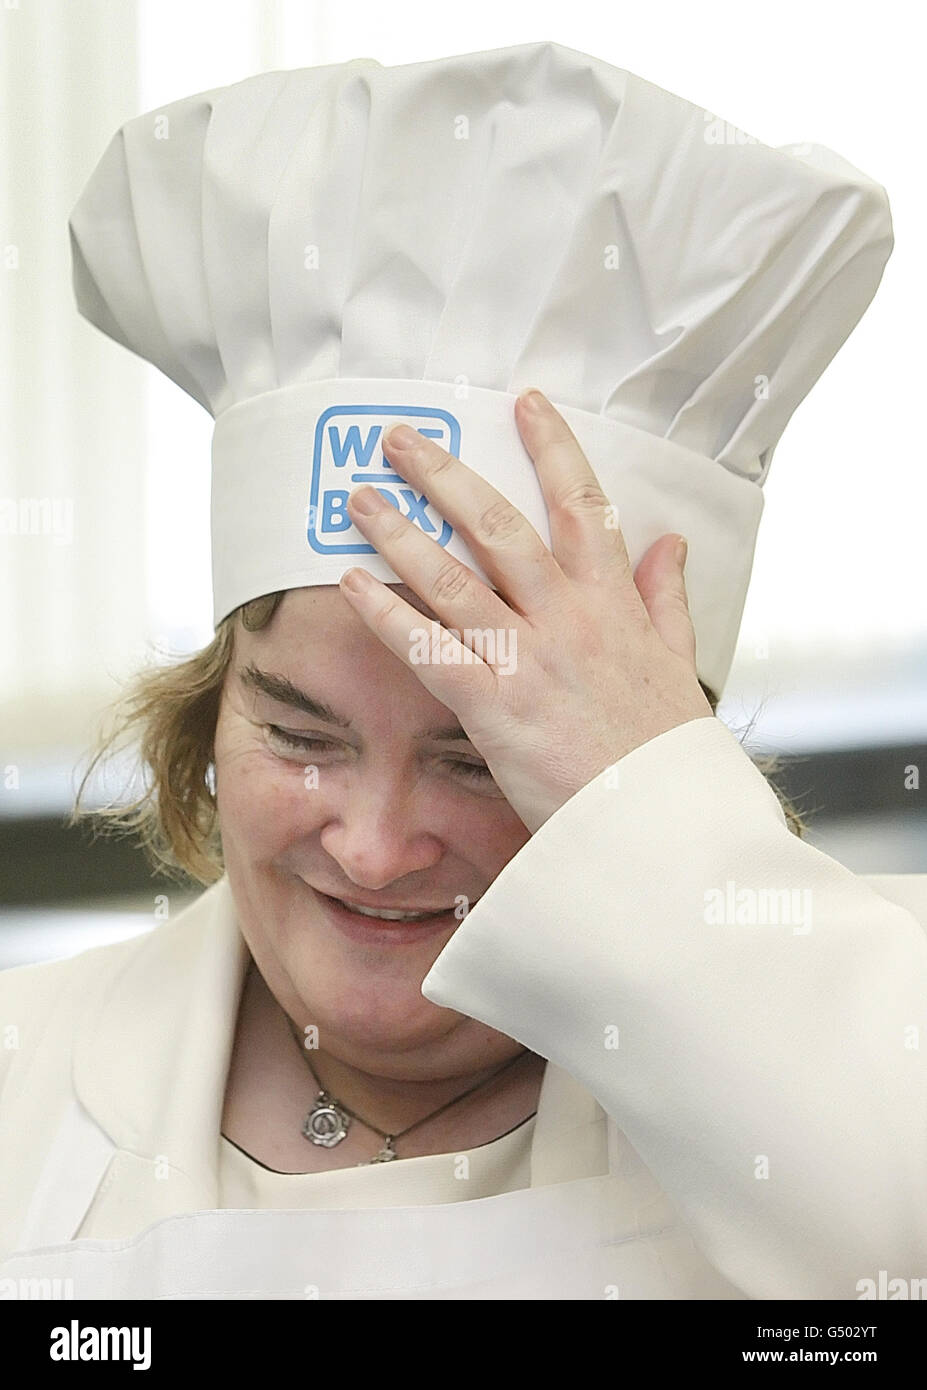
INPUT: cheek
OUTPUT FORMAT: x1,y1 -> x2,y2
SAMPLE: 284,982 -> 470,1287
215,730 -> 319,861
444,798 -> 530,876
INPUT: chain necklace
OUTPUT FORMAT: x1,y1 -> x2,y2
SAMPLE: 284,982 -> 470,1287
287,1017 -> 535,1164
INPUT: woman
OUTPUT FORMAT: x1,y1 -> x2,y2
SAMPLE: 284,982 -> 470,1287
2,391 -> 926,1299
2,41 -> 926,1299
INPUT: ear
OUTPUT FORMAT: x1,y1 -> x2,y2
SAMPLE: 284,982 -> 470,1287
240,591 -> 284,631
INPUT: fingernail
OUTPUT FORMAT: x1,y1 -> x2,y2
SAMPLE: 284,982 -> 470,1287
675,536 -> 688,568
383,423 -> 419,449
349,485 -> 386,516
518,388 -> 546,412
341,567 -> 372,592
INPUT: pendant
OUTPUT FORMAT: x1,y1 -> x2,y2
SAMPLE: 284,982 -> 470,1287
367,1137 -> 397,1163
302,1091 -> 351,1147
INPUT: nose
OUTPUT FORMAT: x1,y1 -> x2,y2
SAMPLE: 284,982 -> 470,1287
318,775 -> 445,891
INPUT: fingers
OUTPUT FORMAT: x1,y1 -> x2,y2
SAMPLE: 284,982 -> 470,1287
342,393 -> 670,671
514,391 -> 635,591
345,480 -> 514,638
634,534 -> 698,668
375,422 -> 562,616
337,566 -> 497,708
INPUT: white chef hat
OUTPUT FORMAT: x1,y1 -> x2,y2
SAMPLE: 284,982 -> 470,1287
68,40 -> 892,699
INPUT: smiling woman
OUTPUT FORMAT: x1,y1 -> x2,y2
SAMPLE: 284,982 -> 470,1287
67,577 -> 806,1181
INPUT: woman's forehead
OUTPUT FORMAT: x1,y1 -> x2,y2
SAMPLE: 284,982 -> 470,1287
280,582 -> 440,626
235,584 -> 464,727
241,584 -> 446,693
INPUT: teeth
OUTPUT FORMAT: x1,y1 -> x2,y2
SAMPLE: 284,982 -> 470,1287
339,899 -> 442,922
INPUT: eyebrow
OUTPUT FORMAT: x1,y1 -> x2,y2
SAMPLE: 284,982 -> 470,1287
238,663 -> 472,742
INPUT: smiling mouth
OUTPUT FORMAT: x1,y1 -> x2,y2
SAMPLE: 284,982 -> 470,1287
319,892 -> 460,923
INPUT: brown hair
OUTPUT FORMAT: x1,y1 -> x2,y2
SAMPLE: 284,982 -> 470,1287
69,590 -> 808,886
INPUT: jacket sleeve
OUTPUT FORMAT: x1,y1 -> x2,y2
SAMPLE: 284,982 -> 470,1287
420,714 -> 927,1300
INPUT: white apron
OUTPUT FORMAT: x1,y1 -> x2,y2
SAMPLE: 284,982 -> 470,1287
0,1095 -> 738,1300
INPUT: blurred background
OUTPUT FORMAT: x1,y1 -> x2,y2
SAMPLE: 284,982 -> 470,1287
1,0 -> 924,970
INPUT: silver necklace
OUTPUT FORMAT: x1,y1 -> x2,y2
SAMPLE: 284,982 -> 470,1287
287,1018 -> 534,1164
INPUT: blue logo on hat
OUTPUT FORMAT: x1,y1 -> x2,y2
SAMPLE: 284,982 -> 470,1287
307,405 -> 459,554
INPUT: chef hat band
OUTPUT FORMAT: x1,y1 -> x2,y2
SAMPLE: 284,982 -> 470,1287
68,41 -> 893,698
213,374 -> 762,696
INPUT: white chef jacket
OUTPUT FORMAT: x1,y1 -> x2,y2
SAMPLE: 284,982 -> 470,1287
1,715 -> 925,1299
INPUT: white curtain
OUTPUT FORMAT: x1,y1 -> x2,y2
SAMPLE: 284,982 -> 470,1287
0,0 -> 288,781
1,0 -> 146,756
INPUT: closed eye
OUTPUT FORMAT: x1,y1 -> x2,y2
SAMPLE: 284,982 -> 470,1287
264,725 -> 497,787
266,726 -> 338,754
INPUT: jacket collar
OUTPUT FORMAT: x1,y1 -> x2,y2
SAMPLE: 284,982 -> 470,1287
72,875 -> 606,1199
73,876 -> 249,1205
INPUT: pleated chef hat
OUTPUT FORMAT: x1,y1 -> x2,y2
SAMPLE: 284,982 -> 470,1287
68,40 -> 893,699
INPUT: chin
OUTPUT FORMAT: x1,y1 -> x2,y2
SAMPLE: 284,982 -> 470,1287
308,985 -> 462,1058
236,866 -> 466,1034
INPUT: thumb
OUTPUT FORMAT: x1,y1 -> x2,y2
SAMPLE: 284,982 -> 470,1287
634,534 -> 698,668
